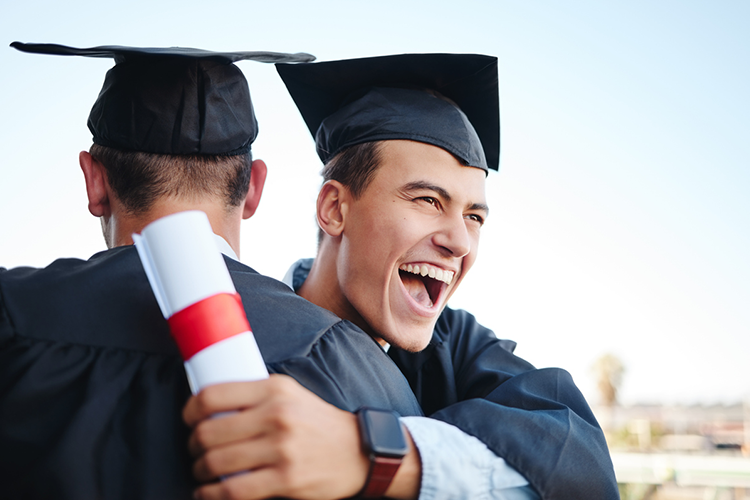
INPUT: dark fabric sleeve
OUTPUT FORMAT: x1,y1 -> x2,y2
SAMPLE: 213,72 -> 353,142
389,308 -> 620,500
268,321 -> 424,417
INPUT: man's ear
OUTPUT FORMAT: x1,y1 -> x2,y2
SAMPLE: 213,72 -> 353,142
316,180 -> 348,238
79,151 -> 111,218
242,159 -> 267,219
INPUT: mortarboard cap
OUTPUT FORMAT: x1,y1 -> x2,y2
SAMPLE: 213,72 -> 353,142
276,53 -> 499,171
11,42 -> 315,156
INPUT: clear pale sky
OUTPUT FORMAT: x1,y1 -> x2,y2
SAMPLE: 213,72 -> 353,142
1,0 -> 748,406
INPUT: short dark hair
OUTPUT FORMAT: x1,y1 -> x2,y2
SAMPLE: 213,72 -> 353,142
320,141 -> 383,199
89,144 -> 253,215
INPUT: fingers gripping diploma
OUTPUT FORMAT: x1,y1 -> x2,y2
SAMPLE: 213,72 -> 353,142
183,375 -> 421,500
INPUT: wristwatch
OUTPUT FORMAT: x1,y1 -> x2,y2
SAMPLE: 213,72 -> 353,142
355,407 -> 408,498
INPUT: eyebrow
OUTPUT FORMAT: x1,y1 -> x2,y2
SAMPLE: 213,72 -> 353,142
402,180 -> 489,215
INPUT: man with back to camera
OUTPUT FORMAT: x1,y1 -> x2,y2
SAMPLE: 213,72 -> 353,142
185,54 -> 619,499
0,42 -> 433,500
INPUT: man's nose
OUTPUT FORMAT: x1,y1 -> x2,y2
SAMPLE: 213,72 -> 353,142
432,213 -> 471,258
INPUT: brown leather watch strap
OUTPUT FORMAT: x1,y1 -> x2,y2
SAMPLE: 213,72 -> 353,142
360,455 -> 403,498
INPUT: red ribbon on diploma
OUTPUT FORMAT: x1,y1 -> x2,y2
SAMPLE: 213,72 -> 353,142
167,292 -> 251,361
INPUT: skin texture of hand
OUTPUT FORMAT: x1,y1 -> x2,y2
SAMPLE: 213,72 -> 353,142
183,375 -> 421,500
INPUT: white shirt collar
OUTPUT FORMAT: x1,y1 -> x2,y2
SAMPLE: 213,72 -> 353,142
214,234 -> 238,261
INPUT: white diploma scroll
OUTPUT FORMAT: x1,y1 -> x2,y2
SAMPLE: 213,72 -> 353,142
133,210 -> 268,394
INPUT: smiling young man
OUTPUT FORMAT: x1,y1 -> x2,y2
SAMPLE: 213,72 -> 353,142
273,54 -> 620,499
299,139 -> 487,353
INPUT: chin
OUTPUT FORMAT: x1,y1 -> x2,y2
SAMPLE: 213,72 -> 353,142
385,328 -> 434,353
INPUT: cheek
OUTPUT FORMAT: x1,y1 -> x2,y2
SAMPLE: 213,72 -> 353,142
447,233 -> 481,297
337,220 -> 397,301
350,209 -> 420,261
464,233 -> 481,270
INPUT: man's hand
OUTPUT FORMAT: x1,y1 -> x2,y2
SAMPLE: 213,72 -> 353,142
183,374 -> 420,500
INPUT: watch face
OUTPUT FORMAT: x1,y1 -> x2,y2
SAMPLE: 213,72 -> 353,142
361,409 -> 408,457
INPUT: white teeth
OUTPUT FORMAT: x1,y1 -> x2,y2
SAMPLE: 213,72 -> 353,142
399,263 -> 455,285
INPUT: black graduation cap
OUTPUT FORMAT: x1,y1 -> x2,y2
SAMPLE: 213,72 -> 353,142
11,42 -> 315,155
276,53 -> 499,171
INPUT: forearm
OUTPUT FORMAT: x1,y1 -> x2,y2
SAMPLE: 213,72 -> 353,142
184,376 -> 423,500
383,427 -> 421,500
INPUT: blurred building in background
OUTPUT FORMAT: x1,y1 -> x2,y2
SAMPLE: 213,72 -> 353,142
591,354 -> 750,500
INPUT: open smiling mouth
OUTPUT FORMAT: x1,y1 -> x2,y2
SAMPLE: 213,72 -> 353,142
398,263 -> 455,309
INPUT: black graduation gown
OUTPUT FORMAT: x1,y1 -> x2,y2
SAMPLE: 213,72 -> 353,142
0,246 -> 422,500
388,307 -> 620,500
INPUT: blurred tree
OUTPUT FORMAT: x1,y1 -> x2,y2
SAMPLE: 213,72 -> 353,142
593,353 -> 625,407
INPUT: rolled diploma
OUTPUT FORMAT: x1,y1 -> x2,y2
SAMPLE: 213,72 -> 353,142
133,210 -> 268,394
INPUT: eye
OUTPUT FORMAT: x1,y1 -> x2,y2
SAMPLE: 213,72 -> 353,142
465,213 -> 485,226
416,196 -> 439,208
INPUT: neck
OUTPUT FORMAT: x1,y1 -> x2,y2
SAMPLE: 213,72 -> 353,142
104,197 -> 243,257
298,239 -> 385,346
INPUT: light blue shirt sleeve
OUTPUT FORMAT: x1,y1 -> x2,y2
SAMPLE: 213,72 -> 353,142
401,417 -> 540,500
